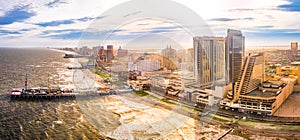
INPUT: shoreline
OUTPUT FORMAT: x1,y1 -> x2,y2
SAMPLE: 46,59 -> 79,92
48,48 -> 300,139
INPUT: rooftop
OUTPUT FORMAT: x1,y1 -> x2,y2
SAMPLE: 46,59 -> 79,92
243,90 -> 278,98
261,80 -> 285,88
291,61 -> 300,66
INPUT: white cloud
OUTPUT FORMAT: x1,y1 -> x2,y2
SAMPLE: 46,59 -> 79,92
27,0 -> 129,23
0,0 -> 299,47
0,22 -> 39,31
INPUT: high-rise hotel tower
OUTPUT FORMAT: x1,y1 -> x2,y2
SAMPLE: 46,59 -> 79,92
193,37 -> 226,87
226,29 -> 245,84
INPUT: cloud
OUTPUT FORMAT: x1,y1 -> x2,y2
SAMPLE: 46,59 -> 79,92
210,17 -> 254,22
130,30 -> 174,34
228,8 -> 256,12
150,26 -> 183,30
36,19 -> 75,27
40,29 -> 127,40
0,5 -> 35,25
0,0 -> 299,48
35,16 -> 95,27
254,25 -> 274,28
0,22 -> 39,34
278,0 -> 300,12
137,23 -> 149,26
0,29 -> 20,36
95,16 -> 107,20
46,0 -> 68,8
19,28 -> 36,32
80,29 -> 126,40
149,30 -> 175,33
243,17 -> 254,20
243,28 -> 300,44
40,29 -> 82,39
42,29 -> 79,34
245,30 -> 300,39
77,17 -> 94,22
46,31 -> 83,39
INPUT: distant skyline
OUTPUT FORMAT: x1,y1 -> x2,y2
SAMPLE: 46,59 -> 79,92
0,0 -> 299,48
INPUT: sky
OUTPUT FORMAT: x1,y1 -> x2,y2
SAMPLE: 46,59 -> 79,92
0,0 -> 299,48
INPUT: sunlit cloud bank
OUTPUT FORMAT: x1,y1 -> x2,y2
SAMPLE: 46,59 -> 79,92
0,0 -> 299,48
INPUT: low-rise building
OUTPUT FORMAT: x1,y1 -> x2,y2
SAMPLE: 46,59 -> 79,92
128,60 -> 160,72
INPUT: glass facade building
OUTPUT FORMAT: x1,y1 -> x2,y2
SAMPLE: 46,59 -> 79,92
193,37 -> 226,87
226,29 -> 245,84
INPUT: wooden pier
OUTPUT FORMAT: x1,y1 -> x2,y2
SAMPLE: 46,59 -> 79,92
10,93 -> 77,100
10,89 -> 133,100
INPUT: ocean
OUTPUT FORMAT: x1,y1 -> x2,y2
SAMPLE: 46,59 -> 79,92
0,48 -> 108,139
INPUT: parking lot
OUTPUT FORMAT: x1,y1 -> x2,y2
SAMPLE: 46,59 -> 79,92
274,93 -> 300,117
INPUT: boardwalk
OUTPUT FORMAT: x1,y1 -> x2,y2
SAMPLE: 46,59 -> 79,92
10,89 -> 133,100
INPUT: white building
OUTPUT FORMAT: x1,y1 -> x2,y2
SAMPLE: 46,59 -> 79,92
128,60 -> 160,72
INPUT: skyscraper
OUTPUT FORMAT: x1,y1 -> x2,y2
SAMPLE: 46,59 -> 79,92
193,37 -> 226,87
98,46 -> 106,61
291,42 -> 298,56
226,29 -> 245,84
291,42 -> 298,51
106,45 -> 114,63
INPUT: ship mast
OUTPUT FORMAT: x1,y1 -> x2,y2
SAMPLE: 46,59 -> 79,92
24,73 -> 28,91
